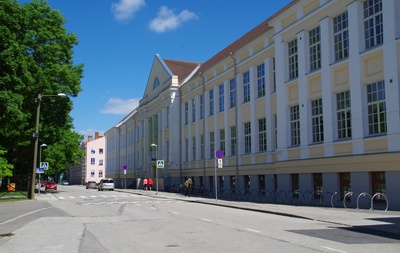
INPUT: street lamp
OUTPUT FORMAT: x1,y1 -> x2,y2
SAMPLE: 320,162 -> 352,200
29,93 -> 66,199
151,143 -> 158,195
38,143 -> 47,196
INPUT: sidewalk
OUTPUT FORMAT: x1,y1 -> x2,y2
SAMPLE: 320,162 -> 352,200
116,188 -> 400,240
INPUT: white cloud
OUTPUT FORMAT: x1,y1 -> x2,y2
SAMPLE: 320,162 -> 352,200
112,0 -> 145,22
149,6 -> 198,33
101,97 -> 139,115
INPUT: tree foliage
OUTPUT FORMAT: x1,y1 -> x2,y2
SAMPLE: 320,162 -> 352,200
0,0 -> 84,177
0,148 -> 14,187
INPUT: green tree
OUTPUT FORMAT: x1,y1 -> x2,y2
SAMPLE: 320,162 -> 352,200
0,148 -> 14,187
43,130 -> 85,181
0,0 -> 84,177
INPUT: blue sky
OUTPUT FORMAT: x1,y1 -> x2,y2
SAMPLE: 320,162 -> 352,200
19,0 -> 292,139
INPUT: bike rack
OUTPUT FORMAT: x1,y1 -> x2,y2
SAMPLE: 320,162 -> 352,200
371,193 -> 389,211
356,192 -> 372,210
320,192 -> 334,207
343,192 -> 353,209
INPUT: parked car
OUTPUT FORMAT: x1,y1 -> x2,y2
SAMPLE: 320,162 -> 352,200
41,180 -> 48,188
86,181 -> 97,189
45,181 -> 57,191
98,178 -> 114,191
61,180 -> 69,185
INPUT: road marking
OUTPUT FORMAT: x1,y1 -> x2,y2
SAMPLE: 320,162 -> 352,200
245,228 -> 261,233
100,195 -> 108,198
172,212 -> 180,215
201,218 -> 212,222
58,197 -> 65,199
69,196 -> 75,199
0,207 -> 52,225
321,246 -> 348,253
80,196 -> 87,198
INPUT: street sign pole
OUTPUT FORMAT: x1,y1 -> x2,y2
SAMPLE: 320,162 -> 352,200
214,158 -> 217,201
214,150 -> 224,201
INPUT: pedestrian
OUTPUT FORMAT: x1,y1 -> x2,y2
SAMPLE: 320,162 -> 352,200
143,177 -> 148,190
184,178 -> 192,197
148,178 -> 153,191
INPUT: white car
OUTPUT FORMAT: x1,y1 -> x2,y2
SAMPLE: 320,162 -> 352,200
61,180 -> 69,185
98,178 -> 114,191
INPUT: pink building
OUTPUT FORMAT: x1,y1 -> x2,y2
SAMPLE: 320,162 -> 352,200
85,132 -> 106,184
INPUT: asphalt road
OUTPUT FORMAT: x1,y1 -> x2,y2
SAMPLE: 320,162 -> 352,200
0,185 -> 399,253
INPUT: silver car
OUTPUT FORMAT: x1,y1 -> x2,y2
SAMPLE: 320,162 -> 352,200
98,178 -> 114,191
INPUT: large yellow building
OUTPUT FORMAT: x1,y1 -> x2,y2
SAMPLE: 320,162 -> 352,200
105,0 -> 400,210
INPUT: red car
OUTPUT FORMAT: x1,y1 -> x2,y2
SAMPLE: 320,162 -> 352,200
45,181 -> 57,191
41,180 -> 48,188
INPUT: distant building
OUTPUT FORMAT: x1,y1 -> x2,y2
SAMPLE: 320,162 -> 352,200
105,0 -> 400,210
68,132 -> 105,185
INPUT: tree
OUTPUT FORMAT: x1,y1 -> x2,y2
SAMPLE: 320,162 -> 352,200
0,149 -> 14,188
0,0 -> 84,177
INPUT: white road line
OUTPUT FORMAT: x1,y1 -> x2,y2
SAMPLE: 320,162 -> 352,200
0,207 -> 52,225
172,212 -> 180,215
58,197 -> 65,199
80,196 -> 87,198
321,246 -> 348,253
245,228 -> 261,233
100,195 -> 108,198
201,218 -> 212,222
90,195 -> 97,198
69,196 -> 75,199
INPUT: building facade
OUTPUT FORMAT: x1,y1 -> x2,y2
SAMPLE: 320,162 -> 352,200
105,0 -> 400,210
84,132 -> 106,184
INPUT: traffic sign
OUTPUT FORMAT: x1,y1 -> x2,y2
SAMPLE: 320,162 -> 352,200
40,162 -> 49,169
218,159 -> 223,168
157,160 -> 164,168
123,164 -> 127,170
215,149 -> 224,159
36,168 -> 45,173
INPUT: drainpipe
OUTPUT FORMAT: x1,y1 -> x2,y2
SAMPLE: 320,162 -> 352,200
199,72 -> 206,187
230,52 -> 239,190
178,88 -> 183,182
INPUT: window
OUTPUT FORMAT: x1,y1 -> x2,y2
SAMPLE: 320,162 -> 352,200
229,78 -> 236,108
200,95 -> 204,119
219,84 -> 224,112
243,71 -> 250,103
274,114 -> 277,150
219,129 -> 225,152
367,81 -> 386,135
333,11 -> 349,61
209,89 -> 214,116
363,0 -> 383,50
99,159 -> 103,166
230,126 -> 236,156
192,137 -> 196,161
185,138 -> 188,162
99,148 -> 103,154
288,39 -> 298,79
257,63 -> 265,98
184,102 -> 189,125
91,158 -> 95,165
200,135 -> 204,159
209,132 -> 215,158
309,27 -> 321,71
192,99 -> 196,122
258,118 -> 267,152
99,170 -> 103,178
166,140 -> 170,163
91,149 -> 95,154
291,174 -> 299,197
290,105 -> 300,146
337,91 -> 352,139
272,58 -> 276,93
244,122 -> 251,154
166,106 -> 170,128
90,170 -> 95,177
339,172 -> 351,200
311,98 -> 324,143
153,77 -> 160,89
313,173 -> 323,198
371,171 -> 386,201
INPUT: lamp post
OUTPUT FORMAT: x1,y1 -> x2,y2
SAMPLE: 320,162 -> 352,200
151,143 -> 158,195
29,93 -> 66,200
38,143 -> 47,196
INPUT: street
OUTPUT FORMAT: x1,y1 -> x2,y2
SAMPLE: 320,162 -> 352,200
0,185 -> 399,252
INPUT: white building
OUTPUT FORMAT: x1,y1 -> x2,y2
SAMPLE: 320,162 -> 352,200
105,0 -> 400,210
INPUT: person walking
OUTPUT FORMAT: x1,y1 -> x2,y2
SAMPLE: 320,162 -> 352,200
148,178 -> 153,191
143,177 -> 148,190
184,178 -> 192,197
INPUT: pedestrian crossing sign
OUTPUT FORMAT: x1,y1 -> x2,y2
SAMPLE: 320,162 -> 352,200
157,160 -> 164,169
40,162 -> 49,169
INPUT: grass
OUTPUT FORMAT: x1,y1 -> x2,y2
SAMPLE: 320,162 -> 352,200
0,190 -> 28,202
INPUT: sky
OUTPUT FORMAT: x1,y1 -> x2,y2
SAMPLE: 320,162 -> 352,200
19,0 -> 293,139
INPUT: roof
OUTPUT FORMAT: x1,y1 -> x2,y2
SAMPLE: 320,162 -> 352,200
163,59 -> 201,84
